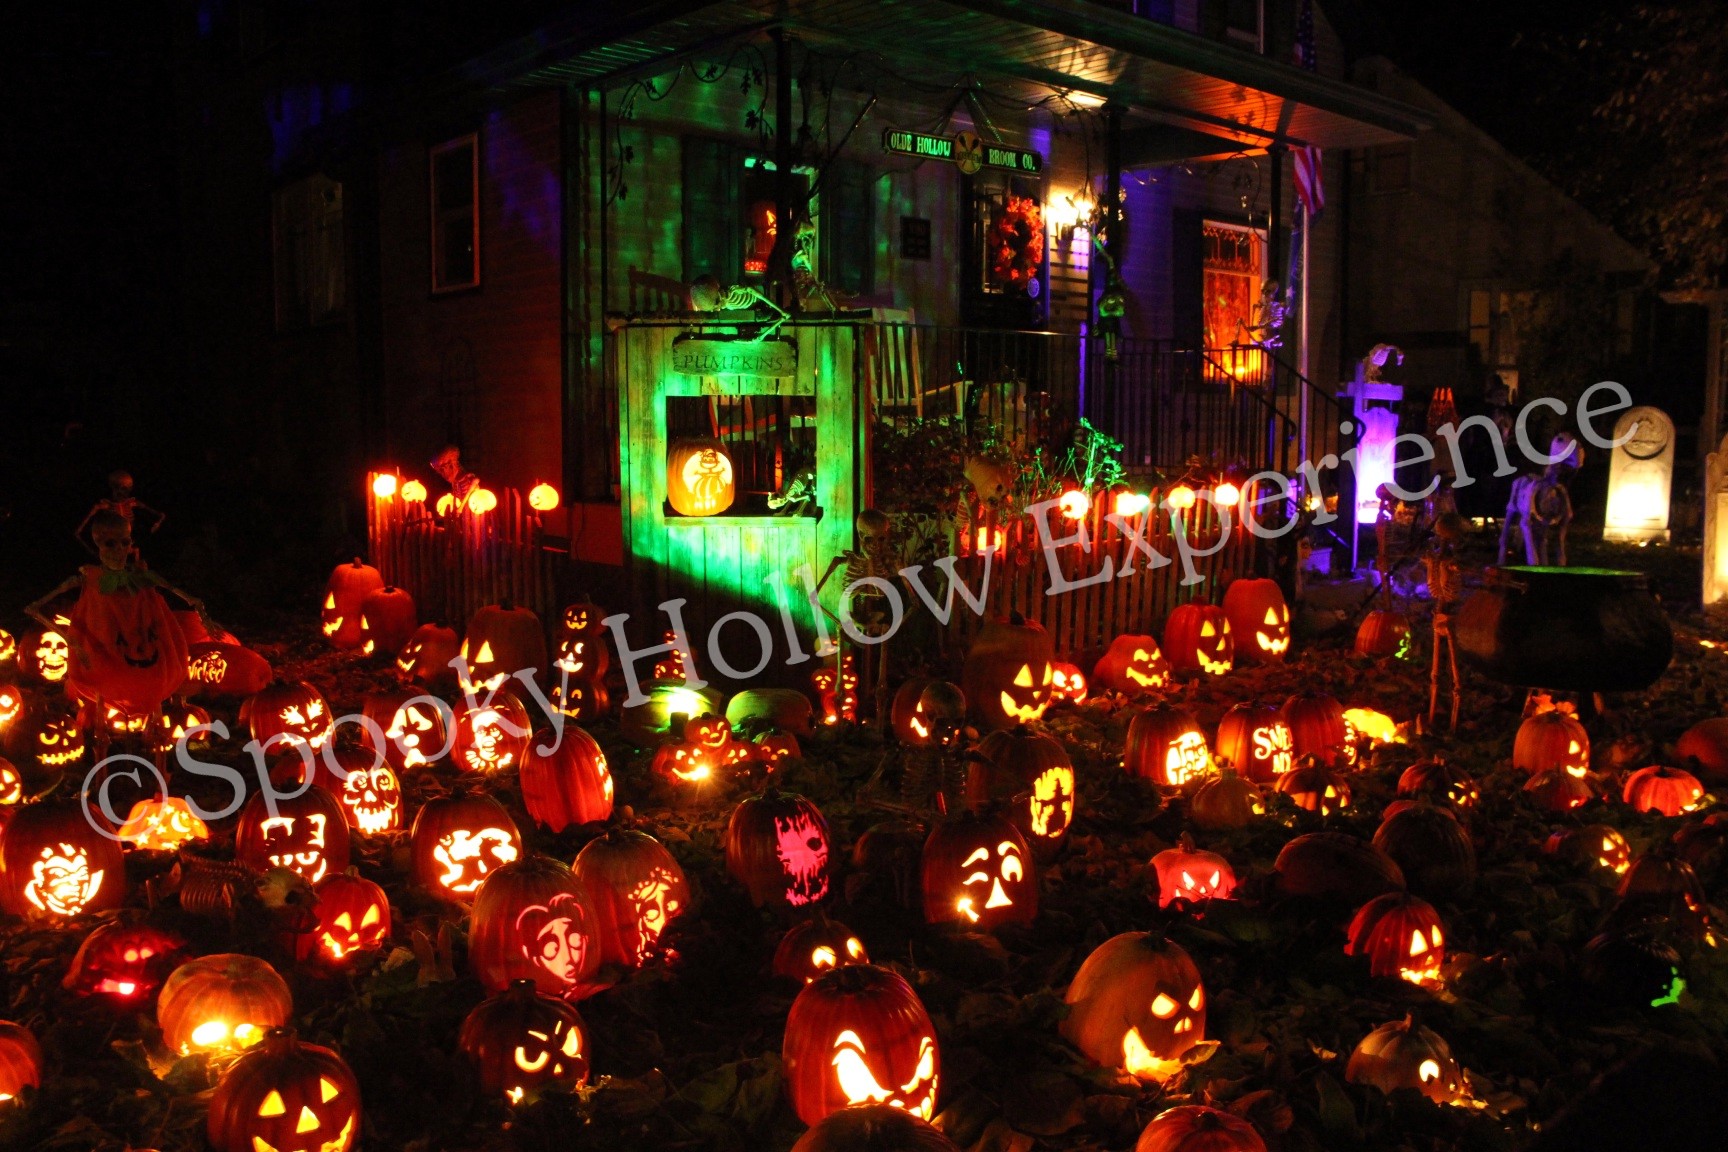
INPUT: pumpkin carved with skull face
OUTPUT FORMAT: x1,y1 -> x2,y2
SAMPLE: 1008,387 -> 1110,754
726,790 -> 833,909
921,811 -> 1037,931
331,750 -> 402,835
206,1028 -> 360,1152
783,964 -> 939,1125
1062,932 -> 1207,1082
460,980 -> 590,1105
22,627 -> 72,685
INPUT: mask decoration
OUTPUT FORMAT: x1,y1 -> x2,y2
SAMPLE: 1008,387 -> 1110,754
1544,824 -> 1631,877
1150,835 -> 1238,908
320,558 -> 383,651
1622,764 -> 1705,817
1189,768 -> 1265,831
1124,703 -> 1213,789
469,855 -> 600,996
1164,603 -> 1234,676
205,1028 -> 360,1152
454,694 -> 532,773
782,964 -> 939,1125
773,919 -> 871,984
0,803 -> 126,920
1223,577 -> 1290,664
234,785 -> 351,886
411,795 -> 523,903
1213,703 -> 1293,783
1344,1016 -> 1466,1105
573,829 -> 691,968
1062,931 -> 1207,1082
459,981 -> 590,1105
63,919 -> 184,1001
1346,892 -> 1446,987
334,754 -> 402,835
243,681 -> 333,755
1048,662 -> 1089,704
297,871 -> 391,967
118,796 -> 211,852
1280,691 -> 1351,769
1276,760 -> 1351,816
963,613 -> 1054,731
457,602 -> 548,697
667,437 -> 737,517
725,790 -> 833,909
520,725 -> 614,833
921,812 -> 1037,931
1513,707 -> 1590,778
1092,634 -> 1172,694
157,953 -> 293,1057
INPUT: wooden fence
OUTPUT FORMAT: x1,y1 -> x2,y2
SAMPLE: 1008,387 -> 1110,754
365,475 -> 558,626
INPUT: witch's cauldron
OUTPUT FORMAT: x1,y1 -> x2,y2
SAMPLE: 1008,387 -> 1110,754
1454,566 -> 1672,692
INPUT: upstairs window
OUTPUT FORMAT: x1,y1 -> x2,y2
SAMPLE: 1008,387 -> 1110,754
430,134 -> 479,292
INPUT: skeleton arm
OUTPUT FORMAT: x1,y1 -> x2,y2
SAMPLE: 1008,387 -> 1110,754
26,575 -> 83,631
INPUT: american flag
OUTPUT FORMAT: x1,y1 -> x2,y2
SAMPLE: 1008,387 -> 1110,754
1290,0 -> 1324,216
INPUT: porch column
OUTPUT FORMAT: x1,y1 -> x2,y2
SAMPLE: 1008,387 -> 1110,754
771,27 -> 794,308
1267,145 -> 1285,287
1095,103 -> 1124,428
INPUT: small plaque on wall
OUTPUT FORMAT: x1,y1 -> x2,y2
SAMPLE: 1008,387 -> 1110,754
670,337 -> 796,378
901,217 -> 932,260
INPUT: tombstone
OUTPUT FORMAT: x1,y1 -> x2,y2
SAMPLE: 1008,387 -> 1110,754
1706,432 -> 1728,605
1603,406 -> 1674,543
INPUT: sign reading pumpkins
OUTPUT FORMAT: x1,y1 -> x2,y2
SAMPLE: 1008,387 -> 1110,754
881,129 -> 1043,175
670,338 -> 796,378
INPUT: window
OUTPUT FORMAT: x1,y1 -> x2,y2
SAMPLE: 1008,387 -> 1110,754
272,174 -> 345,331
1202,220 -> 1268,382
665,392 -> 818,517
1224,0 -> 1263,50
1369,145 -> 1411,194
1468,287 -> 1535,398
740,160 -> 814,278
821,159 -> 875,295
430,134 -> 479,292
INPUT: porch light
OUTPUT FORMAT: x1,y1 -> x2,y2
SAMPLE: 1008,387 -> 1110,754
1058,489 -> 1090,520
372,473 -> 398,499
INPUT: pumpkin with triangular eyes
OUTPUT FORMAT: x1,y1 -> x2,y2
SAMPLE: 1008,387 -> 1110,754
1048,662 -> 1089,704
394,623 -> 460,688
1223,577 -> 1290,664
1344,1016 -> 1464,1104
1062,931 -> 1207,1082
773,919 -> 871,984
1093,634 -> 1171,694
1345,892 -> 1446,986
1150,835 -> 1237,907
1544,824 -> 1630,878
459,980 -> 589,1105
1164,603 -> 1233,676
458,602 -> 548,695
1276,759 -> 1351,816
558,600 -> 604,640
920,811 -> 1037,930
963,614 -> 1054,731
206,1028 -> 360,1152
295,870 -> 391,968
1513,708 -> 1590,777
320,558 -> 382,650
356,585 -> 416,658
782,964 -> 939,1125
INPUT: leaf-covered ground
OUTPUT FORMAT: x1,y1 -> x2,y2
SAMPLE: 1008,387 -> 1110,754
5,536 -> 1728,1152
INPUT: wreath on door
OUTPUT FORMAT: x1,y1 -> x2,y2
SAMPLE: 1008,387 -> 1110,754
988,195 -> 1044,292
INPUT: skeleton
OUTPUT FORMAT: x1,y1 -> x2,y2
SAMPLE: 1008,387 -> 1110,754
75,470 -> 164,557
430,445 -> 479,508
1425,513 -> 1468,734
767,468 -> 818,517
1239,279 -> 1292,350
688,276 -> 790,341
1499,434 -> 1583,566
814,510 -> 899,720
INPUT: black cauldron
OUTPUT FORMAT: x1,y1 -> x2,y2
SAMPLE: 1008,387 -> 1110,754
1454,566 -> 1673,692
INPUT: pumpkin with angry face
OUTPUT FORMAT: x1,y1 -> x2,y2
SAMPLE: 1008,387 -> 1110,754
725,790 -> 833,909
921,811 -> 1037,930
242,681 -> 333,756
1223,577 -> 1290,664
458,601 -> 548,695
783,964 -> 939,1125
295,870 -> 391,967
1150,835 -> 1238,907
773,918 -> 871,984
1062,931 -> 1207,1082
1345,892 -> 1446,987
206,1028 -> 360,1152
962,614 -> 1055,731
1092,634 -> 1171,695
410,795 -> 522,902
1163,603 -> 1233,676
460,980 -> 590,1105
331,750 -> 402,835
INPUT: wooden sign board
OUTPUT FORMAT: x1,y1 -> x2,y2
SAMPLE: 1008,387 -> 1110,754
671,338 -> 797,378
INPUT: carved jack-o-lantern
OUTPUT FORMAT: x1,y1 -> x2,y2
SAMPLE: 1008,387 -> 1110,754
460,980 -> 589,1105
963,614 -> 1055,731
773,919 -> 871,984
243,681 -> 333,756
1213,703 -> 1293,783
1397,758 -> 1479,810
726,790 -> 833,909
1223,577 -> 1290,664
30,710 -> 86,770
63,919 -> 184,1001
356,585 -> 417,658
572,829 -> 690,968
1150,835 -> 1238,907
0,629 -> 15,669
1188,768 -> 1264,830
23,628 -> 72,684
0,803 -> 125,920
297,870 -> 391,967
117,796 -> 211,852
548,675 -> 609,723
1622,764 -> 1705,817
782,964 -> 939,1125
921,811 -> 1037,930
1049,662 -> 1089,704
1544,824 -> 1631,877
0,757 -> 21,807
235,783 -> 350,886
1125,703 -> 1212,788
394,623 -> 460,688
1514,708 -> 1590,777
410,795 -> 523,902
1164,603 -> 1234,676
320,558 -> 382,650
0,1020 -> 40,1111
1345,1016 -> 1465,1105
1062,931 -> 1207,1082
158,953 -> 293,1057
667,437 -> 736,517
559,600 -> 603,639
453,693 -> 532,773
1276,759 -> 1351,815
1346,892 -> 1446,986
459,602 -> 548,696
1524,767 -> 1594,812
520,724 -> 613,833
205,1028 -> 360,1152
332,751 -> 402,835
0,683 -> 23,734
470,855 -> 600,997
551,632 -> 610,684
362,689 -> 451,773
1093,634 -> 1172,694
812,655 -> 860,726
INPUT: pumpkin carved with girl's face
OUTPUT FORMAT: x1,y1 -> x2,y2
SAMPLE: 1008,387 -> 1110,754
234,783 -> 350,887
520,724 -> 613,832
409,795 -> 523,902
726,790 -> 833,909
921,811 -> 1037,930
0,802 -> 126,920
1213,703 -> 1293,783
1163,603 -> 1233,676
1124,704 -> 1212,788
782,964 -> 939,1125
1062,932 -> 1206,1082
158,954 -> 293,1057
1092,635 -> 1171,694
773,919 -> 871,984
1345,892 -> 1446,986
459,980 -> 589,1105
963,614 -> 1055,731
206,1028 -> 360,1152
321,558 -> 383,649
1223,577 -> 1290,664
573,829 -> 690,968
1345,1016 -> 1464,1104
469,855 -> 601,997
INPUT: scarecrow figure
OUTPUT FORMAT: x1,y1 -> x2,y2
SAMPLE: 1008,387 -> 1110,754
814,509 -> 901,720
76,470 -> 164,557
1424,513 -> 1469,734
429,445 -> 479,510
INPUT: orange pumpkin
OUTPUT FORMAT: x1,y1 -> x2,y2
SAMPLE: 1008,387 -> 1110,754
1354,610 -> 1411,658
469,855 -> 600,997
206,1028 -> 359,1152
1124,703 -> 1212,788
459,602 -> 548,695
1213,702 -> 1292,783
773,918 -> 871,984
157,953 -> 292,1056
962,614 -> 1054,730
520,725 -> 614,832
459,980 -> 589,1105
0,802 -> 126,920
972,726 -> 1077,848
1163,603 -> 1233,676
782,964 -> 939,1125
1135,1106 -> 1265,1152
357,585 -> 417,658
1513,708 -> 1590,777
572,828 -> 690,968
1222,577 -> 1289,664
921,810 -> 1036,930
1622,764 -> 1704,816
1345,1016 -> 1464,1104
409,794 -> 523,902
1092,634 -> 1172,694
320,558 -> 383,649
1188,767 -> 1263,830
0,1021 -> 40,1110
1062,931 -> 1206,1082
234,781 -> 350,886
667,437 -> 736,516
395,622 -> 460,688
1345,892 -> 1446,986
1280,691 -> 1350,768
1150,834 -> 1238,907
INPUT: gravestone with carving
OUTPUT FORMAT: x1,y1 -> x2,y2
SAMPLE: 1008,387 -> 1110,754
1603,406 -> 1675,543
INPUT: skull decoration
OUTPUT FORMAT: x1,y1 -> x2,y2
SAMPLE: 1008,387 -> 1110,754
1062,931 -> 1207,1082
1150,835 -> 1238,907
921,812 -> 1037,931
25,629 -> 71,684
782,964 -> 940,1125
725,790 -> 833,909
459,981 -> 590,1105
204,1028 -> 360,1152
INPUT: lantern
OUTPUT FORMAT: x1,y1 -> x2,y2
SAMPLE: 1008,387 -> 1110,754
1124,703 -> 1212,788
1212,703 -> 1292,783
1057,488 -> 1090,519
242,681 -> 333,755
1135,1106 -> 1266,1152
1345,892 -> 1446,986
459,980 -> 589,1105
453,693 -> 532,773
1048,661 -> 1088,704
528,482 -> 561,513
1163,603 -> 1233,676
1513,708 -> 1590,776
320,558 -> 383,649
0,1022 -> 40,1110
1622,765 -> 1705,816
234,782 -> 350,886
773,919 -> 871,984
552,633 -> 610,686
789,1105 -> 960,1152
1062,931 -> 1206,1082
158,954 -> 292,1056
117,795 -> 211,852
296,870 -> 391,967
331,750 -> 402,835
1524,768 -> 1594,812
725,789 -> 833,909
1188,768 -> 1264,830
409,794 -> 523,902
185,640 -> 273,699
920,810 -> 1037,930
572,828 -> 690,968
469,855 -> 601,997
1276,759 -> 1351,815
754,730 -> 802,771
468,486 -> 499,514
972,726 -> 1077,848
1354,610 -> 1411,658
1150,835 -> 1238,907
1222,578 -> 1290,664
667,437 -> 736,516
1279,691 -> 1349,768
1092,634 -> 1172,694
395,623 -> 460,688
1396,758 -> 1478,809
0,802 -> 126,920
1544,824 -> 1631,877
206,1028 -> 359,1152
372,472 -> 397,499
1272,832 -> 1405,905
1345,1016 -> 1464,1105
62,919 -> 184,1001
782,964 -> 939,1125
459,602 -> 548,695
1372,804 -> 1476,897
520,724 -> 614,832
962,613 -> 1055,731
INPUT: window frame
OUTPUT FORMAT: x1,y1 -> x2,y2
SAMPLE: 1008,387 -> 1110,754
429,133 -> 481,295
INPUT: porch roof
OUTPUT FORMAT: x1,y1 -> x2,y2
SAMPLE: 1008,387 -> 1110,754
462,0 -> 1428,160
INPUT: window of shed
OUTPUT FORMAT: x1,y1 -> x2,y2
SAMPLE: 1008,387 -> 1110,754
665,394 -> 819,518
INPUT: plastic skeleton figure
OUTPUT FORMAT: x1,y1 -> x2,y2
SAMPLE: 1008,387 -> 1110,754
75,470 -> 164,557
429,445 -> 479,509
814,510 -> 899,720
1424,513 -> 1467,734
1239,279 -> 1291,350
688,275 -> 789,341
1498,434 -> 1583,566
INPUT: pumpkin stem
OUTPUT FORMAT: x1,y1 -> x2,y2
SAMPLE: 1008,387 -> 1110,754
1176,832 -> 1196,852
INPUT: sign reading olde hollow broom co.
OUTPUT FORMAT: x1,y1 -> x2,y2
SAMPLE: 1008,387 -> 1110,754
670,337 -> 797,377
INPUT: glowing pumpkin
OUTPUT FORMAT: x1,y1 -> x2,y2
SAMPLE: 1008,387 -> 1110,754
1622,764 -> 1705,816
1049,662 -> 1089,704
320,558 -> 383,650
1345,892 -> 1446,986
1092,634 -> 1171,694
1212,703 -> 1292,783
117,795 -> 211,852
459,602 -> 548,695
295,870 -> 391,967
1135,1106 -> 1265,1152
1280,691 -> 1350,768
1124,703 -> 1212,788
234,782 -> 350,886
1163,603 -> 1233,676
1524,767 -> 1594,812
62,919 -> 184,1001
782,964 -> 939,1125
1354,610 -> 1411,658
962,614 -> 1054,731
0,1021 -> 42,1110
1222,577 -> 1289,664
1150,835 -> 1238,907
394,622 -> 460,689
572,828 -> 690,968
1062,931 -> 1206,1082
972,726 -> 1077,848
356,585 -> 417,658
459,980 -> 589,1105
667,437 -> 736,516
242,681 -> 333,756
0,802 -> 126,920
332,749 -> 402,835
1345,1016 -> 1464,1105
1276,759 -> 1351,815
409,794 -> 523,902
519,724 -> 614,832
1188,767 -> 1264,830
1513,708 -> 1590,777
725,790 -> 833,909
1544,824 -> 1631,877
158,953 -> 292,1056
1396,758 -> 1479,809
773,918 -> 871,984
921,811 -> 1036,930
452,693 -> 532,773
468,855 -> 600,997
205,1028 -> 359,1152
